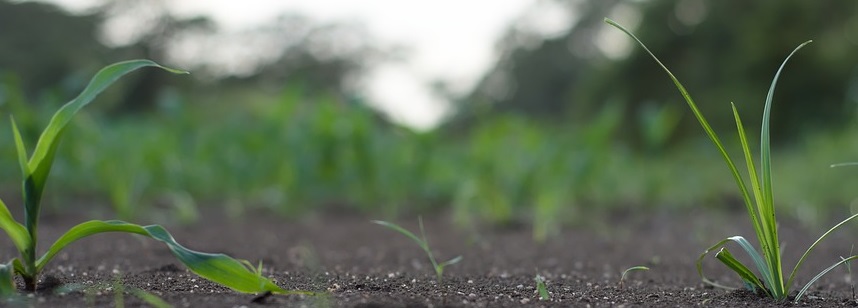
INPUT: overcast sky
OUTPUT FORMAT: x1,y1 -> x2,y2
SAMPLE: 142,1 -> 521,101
44,0 -> 572,129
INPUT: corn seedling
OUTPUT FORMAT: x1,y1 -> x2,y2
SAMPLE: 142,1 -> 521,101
0,60 -> 310,297
618,266 -> 649,288
534,274 -> 549,300
372,217 -> 462,283
606,18 -> 858,302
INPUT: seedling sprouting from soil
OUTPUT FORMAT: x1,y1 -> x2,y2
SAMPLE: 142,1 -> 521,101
618,266 -> 649,288
606,18 -> 858,302
0,60 -> 310,297
534,274 -> 549,300
372,217 -> 462,283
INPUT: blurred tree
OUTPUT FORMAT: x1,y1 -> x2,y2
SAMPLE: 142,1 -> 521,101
0,1 -> 109,100
2,0 -> 384,114
464,0 -> 858,145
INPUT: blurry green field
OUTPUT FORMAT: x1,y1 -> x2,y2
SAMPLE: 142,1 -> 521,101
1,80 -> 857,239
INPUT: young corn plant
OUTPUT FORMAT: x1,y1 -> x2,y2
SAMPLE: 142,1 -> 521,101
606,19 -> 858,302
372,217 -> 462,284
0,60 -> 310,297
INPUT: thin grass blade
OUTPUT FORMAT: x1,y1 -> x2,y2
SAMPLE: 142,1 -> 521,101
831,162 -> 858,168
730,103 -> 771,251
795,255 -> 858,302
10,117 -> 28,178
439,255 -> 463,268
371,220 -> 427,250
36,220 -> 310,295
731,102 -> 781,295
604,18 -> 765,247
757,40 -> 812,299
787,212 -> 858,291
621,266 -> 651,282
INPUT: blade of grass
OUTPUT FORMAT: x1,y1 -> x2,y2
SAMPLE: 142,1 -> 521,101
795,255 -> 858,302
757,40 -> 813,298
786,212 -> 858,291
371,220 -> 427,251
603,18 -> 765,258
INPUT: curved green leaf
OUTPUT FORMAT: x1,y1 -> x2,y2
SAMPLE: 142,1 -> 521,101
697,236 -> 772,297
757,40 -> 811,299
0,197 -> 29,253
786,212 -> 858,291
715,247 -> 768,297
37,220 -> 309,295
19,60 -> 189,263
795,255 -> 858,302
371,220 -> 427,250
604,18 -> 766,254
10,117 -> 28,178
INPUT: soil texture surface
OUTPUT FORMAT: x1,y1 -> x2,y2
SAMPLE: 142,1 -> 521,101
2,207 -> 858,307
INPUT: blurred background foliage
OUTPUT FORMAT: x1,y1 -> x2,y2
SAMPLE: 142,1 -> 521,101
1,0 -> 858,239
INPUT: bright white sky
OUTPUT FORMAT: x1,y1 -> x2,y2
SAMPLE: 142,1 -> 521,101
43,0 -> 572,130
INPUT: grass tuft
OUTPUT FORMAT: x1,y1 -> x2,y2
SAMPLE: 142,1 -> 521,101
372,217 -> 462,284
606,17 -> 858,302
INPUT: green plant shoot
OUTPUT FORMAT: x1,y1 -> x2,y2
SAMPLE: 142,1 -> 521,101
606,18 -> 858,302
535,274 -> 549,300
619,266 -> 649,288
0,60 -> 310,297
372,217 -> 462,283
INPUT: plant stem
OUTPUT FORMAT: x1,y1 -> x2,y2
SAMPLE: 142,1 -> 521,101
23,275 -> 36,292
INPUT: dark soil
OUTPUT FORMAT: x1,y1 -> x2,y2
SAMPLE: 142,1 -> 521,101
3,207 -> 858,307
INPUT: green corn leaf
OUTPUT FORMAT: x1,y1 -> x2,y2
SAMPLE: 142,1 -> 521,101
0,261 -> 16,298
19,60 -> 188,256
786,212 -> 858,291
36,220 -> 309,295
795,255 -> 858,302
0,197 -> 29,253
10,117 -> 29,178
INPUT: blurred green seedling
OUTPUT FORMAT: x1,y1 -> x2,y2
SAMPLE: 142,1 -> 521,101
618,266 -> 649,288
0,60 -> 310,298
372,217 -> 462,284
534,274 -> 549,300
607,18 -> 858,302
